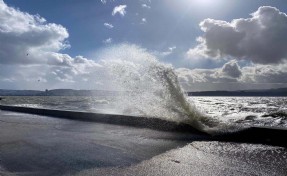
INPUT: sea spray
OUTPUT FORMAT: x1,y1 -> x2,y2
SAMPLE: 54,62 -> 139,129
98,44 -> 230,133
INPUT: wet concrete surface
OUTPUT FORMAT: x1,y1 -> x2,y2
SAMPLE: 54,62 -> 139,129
0,110 -> 286,176
77,141 -> 287,176
0,110 -> 199,176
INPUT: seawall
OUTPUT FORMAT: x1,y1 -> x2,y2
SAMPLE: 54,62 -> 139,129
0,104 -> 203,134
0,104 -> 286,147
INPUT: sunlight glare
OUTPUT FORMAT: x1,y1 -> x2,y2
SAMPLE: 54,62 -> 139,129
192,0 -> 218,7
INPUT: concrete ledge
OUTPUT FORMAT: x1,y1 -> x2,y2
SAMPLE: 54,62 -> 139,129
216,126 -> 287,147
1,104 -> 287,147
0,104 -> 203,134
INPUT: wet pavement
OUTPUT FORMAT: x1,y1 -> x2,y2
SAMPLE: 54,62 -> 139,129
0,110 -> 286,176
0,110 -> 197,176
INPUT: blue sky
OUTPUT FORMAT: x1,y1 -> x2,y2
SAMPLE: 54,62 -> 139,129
4,0 -> 287,65
1,0 -> 287,91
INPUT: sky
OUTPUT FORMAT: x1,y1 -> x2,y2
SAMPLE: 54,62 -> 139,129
1,0 -> 287,91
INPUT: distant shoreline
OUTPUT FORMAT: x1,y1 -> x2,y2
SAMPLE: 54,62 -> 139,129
0,88 -> 286,97
187,89 -> 287,97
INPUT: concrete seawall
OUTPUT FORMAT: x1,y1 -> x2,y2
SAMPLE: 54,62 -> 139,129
0,104 -> 202,134
0,104 -> 287,147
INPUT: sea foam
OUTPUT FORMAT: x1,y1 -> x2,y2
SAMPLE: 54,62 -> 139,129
98,44 -> 235,133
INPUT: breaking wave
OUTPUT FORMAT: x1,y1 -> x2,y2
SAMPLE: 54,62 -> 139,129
99,44 -> 237,133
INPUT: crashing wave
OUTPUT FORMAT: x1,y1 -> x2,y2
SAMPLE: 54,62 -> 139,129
98,44 -> 238,133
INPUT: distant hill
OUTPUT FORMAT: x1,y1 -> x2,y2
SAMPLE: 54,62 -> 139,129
0,89 -> 117,96
0,89 -> 42,96
38,89 -> 117,96
188,88 -> 287,97
0,88 -> 286,96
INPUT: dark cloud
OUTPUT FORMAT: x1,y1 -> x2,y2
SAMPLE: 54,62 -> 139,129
220,60 -> 242,78
188,6 -> 287,64
241,63 -> 287,83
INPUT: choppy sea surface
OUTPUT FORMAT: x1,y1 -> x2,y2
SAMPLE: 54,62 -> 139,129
193,97 -> 287,128
0,96 -> 286,129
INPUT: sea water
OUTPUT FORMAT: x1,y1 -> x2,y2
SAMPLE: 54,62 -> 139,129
1,96 -> 286,130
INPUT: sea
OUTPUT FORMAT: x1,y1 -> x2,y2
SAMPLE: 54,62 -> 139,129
0,95 -> 286,132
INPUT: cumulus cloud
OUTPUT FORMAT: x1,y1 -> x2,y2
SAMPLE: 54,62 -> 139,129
0,1 -> 151,90
187,6 -> 287,64
0,53 -> 103,88
176,59 -> 287,91
176,60 -> 242,87
217,60 -> 242,78
0,0 -> 105,89
0,0 -> 69,65
112,5 -> 127,16
104,22 -> 114,29
240,62 -> 287,84
0,63 -> 104,89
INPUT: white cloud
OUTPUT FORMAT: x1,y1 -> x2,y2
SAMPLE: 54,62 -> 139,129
104,22 -> 114,29
103,38 -> 112,44
0,63 -> 104,89
187,6 -> 287,64
100,0 -> 115,4
142,4 -> 151,9
0,0 -> 69,65
100,0 -> 107,4
0,0 -> 106,89
176,60 -> 287,91
112,5 -> 127,16
176,60 -> 242,86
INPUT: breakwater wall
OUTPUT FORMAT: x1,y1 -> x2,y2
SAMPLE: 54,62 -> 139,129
0,105 -> 286,147
0,104 -> 202,134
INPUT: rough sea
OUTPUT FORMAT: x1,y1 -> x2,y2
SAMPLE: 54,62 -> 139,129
1,96 -> 286,130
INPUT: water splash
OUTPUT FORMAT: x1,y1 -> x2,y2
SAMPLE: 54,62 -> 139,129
99,44 -> 233,133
